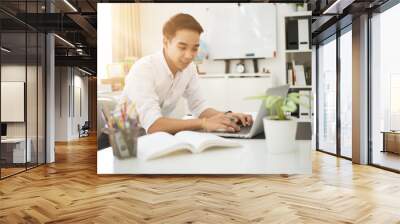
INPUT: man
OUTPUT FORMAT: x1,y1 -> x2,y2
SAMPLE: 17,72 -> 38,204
123,13 -> 253,134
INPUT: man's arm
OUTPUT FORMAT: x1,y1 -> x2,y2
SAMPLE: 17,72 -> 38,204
148,108 -> 247,134
198,108 -> 223,118
199,108 -> 253,126
147,117 -> 203,134
147,108 -> 223,134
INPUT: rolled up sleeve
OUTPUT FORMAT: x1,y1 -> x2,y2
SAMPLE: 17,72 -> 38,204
124,63 -> 162,132
182,70 -> 208,117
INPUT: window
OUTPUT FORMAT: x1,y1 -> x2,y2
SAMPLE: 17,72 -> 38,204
370,2 -> 400,171
0,1 -> 47,179
317,36 -> 337,155
339,28 -> 352,158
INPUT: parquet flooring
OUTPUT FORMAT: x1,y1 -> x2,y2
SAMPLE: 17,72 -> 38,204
1,167 -> 25,177
1,134 -> 400,223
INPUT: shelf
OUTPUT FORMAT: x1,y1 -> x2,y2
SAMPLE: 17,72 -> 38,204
289,85 -> 312,89
227,73 -> 271,78
199,73 -> 272,79
284,11 -> 312,18
285,49 -> 312,53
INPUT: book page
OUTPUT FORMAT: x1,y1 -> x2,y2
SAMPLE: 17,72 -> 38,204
138,132 -> 193,160
175,131 -> 241,153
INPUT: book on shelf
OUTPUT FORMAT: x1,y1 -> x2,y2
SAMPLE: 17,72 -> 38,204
299,90 -> 312,120
288,69 -> 293,85
295,65 -> 306,85
291,60 -> 297,85
138,131 -> 241,161
288,60 -> 310,87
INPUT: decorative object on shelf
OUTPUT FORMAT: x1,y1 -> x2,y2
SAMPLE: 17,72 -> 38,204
247,92 -> 309,154
296,3 -> 307,11
261,68 -> 271,74
236,60 -> 246,73
194,39 -> 209,75
101,58 -> 137,91
218,57 -> 263,74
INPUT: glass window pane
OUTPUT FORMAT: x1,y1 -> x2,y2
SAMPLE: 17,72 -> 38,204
38,32 -> 45,165
1,31 -> 28,177
318,37 -> 337,154
340,29 -> 352,158
1,0 -> 46,179
27,31 -> 38,169
371,3 -> 400,171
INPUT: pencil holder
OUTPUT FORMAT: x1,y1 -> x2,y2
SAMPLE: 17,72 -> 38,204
103,125 -> 139,159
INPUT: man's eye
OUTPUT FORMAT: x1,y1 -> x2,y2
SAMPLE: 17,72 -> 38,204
179,47 -> 186,50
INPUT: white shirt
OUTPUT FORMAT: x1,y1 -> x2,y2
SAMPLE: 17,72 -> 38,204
123,51 -> 208,132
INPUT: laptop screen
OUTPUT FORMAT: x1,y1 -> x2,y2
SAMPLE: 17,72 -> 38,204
1,123 -> 7,137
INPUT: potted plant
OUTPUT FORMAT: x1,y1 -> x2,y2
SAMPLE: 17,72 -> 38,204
248,92 -> 307,154
296,3 -> 307,11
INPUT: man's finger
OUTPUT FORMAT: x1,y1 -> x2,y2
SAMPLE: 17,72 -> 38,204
224,114 -> 238,123
238,114 -> 247,126
221,118 -> 240,131
218,124 -> 235,132
230,113 -> 247,126
245,115 -> 253,125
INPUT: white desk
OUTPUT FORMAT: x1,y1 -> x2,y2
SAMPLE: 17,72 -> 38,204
1,138 -> 32,163
97,139 -> 312,174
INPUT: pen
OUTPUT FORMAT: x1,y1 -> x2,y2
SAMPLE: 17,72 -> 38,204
101,108 -> 110,128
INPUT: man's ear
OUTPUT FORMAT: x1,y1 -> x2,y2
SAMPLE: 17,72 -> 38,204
162,37 -> 169,48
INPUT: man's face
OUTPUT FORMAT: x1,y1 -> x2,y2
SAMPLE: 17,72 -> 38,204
163,29 -> 200,72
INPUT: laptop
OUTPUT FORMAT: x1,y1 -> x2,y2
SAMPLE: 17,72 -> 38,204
212,85 -> 290,139
1,123 -> 7,140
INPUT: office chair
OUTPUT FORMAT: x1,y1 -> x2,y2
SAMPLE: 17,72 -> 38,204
79,121 -> 90,138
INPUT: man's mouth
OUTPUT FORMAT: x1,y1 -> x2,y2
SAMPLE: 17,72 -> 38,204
180,61 -> 190,67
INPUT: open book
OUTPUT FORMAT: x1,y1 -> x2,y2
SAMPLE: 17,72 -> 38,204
138,131 -> 241,161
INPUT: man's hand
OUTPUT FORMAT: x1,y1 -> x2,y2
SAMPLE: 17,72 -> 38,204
225,112 -> 253,127
202,113 -> 241,132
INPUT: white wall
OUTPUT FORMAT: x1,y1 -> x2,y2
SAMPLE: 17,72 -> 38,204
1,65 -> 35,137
55,67 -> 68,141
139,3 -> 297,85
55,67 -> 89,141
2,64 -> 47,163
1,65 -> 26,140
97,4 -> 113,92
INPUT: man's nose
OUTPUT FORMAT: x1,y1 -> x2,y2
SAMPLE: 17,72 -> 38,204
184,50 -> 195,60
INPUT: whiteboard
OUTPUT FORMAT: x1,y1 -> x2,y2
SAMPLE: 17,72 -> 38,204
137,3 -> 277,59
206,4 -> 277,60
1,82 -> 25,122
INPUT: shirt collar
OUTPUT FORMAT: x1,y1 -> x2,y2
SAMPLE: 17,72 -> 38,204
159,50 -> 174,78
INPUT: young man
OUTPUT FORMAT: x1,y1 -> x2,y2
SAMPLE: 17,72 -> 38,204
123,13 -> 253,134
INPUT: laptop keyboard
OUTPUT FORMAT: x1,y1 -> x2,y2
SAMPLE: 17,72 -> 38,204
236,125 -> 252,135
211,124 -> 252,135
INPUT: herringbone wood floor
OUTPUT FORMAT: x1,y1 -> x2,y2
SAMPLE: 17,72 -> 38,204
1,135 -> 400,224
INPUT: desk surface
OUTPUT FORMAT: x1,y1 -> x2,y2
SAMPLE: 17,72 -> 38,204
97,139 -> 312,174
381,131 -> 400,134
1,138 -> 27,143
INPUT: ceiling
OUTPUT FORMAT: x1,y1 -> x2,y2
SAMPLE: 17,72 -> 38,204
310,0 -> 392,43
1,0 -> 97,74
